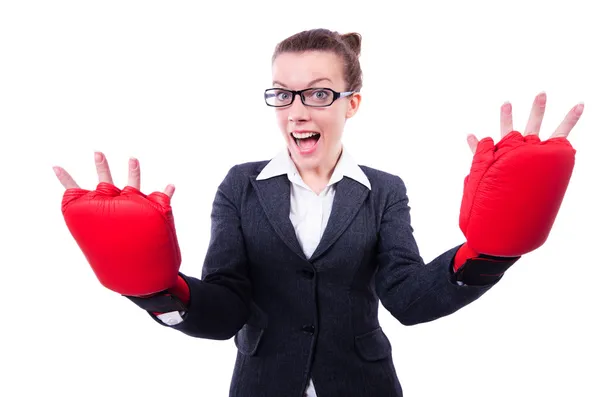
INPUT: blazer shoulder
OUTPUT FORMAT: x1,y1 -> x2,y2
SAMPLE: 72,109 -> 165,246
227,160 -> 270,178
358,165 -> 408,197
218,160 -> 270,190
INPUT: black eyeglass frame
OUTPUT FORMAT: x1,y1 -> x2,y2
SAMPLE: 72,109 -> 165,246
264,87 -> 355,108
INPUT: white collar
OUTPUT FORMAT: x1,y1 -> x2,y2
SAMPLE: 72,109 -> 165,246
256,146 -> 371,190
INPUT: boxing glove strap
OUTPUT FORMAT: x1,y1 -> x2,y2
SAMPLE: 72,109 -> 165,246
453,254 -> 521,286
124,292 -> 187,313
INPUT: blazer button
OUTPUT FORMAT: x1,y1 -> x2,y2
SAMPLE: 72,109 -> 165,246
299,269 -> 315,279
302,325 -> 315,334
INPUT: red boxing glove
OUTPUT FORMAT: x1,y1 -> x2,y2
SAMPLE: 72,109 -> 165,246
62,182 -> 189,307
454,131 -> 576,277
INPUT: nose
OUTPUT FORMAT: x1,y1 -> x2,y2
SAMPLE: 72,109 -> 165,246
287,94 -> 310,123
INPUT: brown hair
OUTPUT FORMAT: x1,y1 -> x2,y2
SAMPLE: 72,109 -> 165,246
272,28 -> 363,92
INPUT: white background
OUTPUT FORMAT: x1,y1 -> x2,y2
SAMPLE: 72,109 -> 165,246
1,1 -> 599,396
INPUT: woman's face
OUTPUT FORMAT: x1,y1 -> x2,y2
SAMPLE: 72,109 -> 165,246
271,50 -> 360,172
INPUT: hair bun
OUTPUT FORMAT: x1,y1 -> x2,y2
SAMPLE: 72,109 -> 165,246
340,32 -> 362,56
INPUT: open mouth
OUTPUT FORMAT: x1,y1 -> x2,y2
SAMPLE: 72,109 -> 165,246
291,132 -> 321,151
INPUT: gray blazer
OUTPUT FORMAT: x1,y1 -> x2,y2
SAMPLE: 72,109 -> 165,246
155,160 -> 499,396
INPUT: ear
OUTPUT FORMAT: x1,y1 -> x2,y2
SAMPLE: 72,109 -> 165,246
345,93 -> 362,119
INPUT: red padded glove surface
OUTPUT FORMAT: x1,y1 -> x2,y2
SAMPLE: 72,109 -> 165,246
458,131 -> 575,262
61,182 -> 182,297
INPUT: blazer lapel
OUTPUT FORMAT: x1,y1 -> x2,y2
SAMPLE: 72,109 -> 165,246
310,177 -> 370,262
250,175 -> 306,260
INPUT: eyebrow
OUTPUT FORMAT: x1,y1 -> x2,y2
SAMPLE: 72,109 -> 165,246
272,77 -> 333,88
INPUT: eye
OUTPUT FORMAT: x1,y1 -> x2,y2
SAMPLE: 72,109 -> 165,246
310,89 -> 331,101
275,90 -> 291,101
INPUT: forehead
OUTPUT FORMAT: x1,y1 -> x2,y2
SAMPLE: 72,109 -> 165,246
272,50 -> 344,89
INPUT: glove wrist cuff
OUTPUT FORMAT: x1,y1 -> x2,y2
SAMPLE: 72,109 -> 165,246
123,274 -> 190,314
125,292 -> 187,313
453,243 -> 480,272
453,253 -> 521,286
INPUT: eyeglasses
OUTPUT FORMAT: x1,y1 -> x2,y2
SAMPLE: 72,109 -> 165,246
264,87 -> 355,108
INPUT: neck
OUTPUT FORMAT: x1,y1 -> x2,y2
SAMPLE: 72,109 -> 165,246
294,144 -> 343,193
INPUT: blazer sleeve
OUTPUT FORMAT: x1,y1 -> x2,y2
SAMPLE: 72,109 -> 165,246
374,176 -> 498,326
156,165 -> 252,340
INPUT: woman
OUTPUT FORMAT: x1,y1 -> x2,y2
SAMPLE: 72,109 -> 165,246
54,29 -> 583,397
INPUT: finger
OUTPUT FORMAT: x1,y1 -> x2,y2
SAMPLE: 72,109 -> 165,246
467,134 -> 479,155
95,152 -> 114,184
127,157 -> 141,190
164,184 -> 175,199
523,92 -> 547,136
552,103 -> 584,138
500,102 -> 513,137
53,166 -> 80,189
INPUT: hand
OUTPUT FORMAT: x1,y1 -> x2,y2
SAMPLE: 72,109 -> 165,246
466,92 -> 584,154
54,152 -> 187,302
53,151 -> 175,198
453,93 -> 582,282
